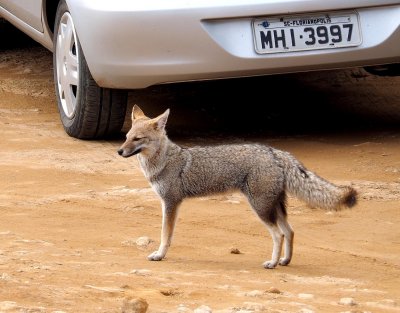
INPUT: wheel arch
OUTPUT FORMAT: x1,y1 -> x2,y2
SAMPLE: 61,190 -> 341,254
44,0 -> 101,86
43,0 -> 60,35
50,0 -> 128,139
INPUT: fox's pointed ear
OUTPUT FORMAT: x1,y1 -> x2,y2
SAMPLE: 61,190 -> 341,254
152,109 -> 170,130
131,104 -> 145,120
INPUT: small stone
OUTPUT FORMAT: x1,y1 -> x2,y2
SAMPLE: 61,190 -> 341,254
160,289 -> 179,296
135,237 -> 154,248
339,297 -> 357,306
121,297 -> 148,313
194,305 -> 212,313
266,287 -> 281,294
0,273 -> 12,281
298,293 -> 314,300
230,248 -> 241,254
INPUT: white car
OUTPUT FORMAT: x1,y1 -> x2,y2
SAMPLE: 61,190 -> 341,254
1,0 -> 400,139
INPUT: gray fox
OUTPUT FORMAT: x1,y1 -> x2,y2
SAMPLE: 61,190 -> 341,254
118,105 -> 357,269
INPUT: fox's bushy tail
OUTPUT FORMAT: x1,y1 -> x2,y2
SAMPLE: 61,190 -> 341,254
277,151 -> 357,210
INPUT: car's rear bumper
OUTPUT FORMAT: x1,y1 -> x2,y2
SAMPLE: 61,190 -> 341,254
68,0 -> 400,89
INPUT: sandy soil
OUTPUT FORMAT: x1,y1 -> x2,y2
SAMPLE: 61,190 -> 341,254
1,35 -> 400,313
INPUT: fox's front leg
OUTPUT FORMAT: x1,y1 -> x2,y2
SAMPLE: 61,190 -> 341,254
148,200 -> 180,261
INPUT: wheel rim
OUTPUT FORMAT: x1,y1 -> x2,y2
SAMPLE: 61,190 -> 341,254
55,12 -> 79,119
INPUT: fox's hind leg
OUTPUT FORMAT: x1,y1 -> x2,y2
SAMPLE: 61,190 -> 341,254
243,186 -> 285,268
276,204 -> 294,266
262,223 -> 284,269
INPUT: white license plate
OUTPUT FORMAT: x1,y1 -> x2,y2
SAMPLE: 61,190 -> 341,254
252,11 -> 362,54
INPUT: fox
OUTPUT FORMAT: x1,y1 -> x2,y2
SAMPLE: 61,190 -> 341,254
118,105 -> 357,269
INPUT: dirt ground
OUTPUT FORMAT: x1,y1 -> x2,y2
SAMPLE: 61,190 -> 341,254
1,32 -> 400,313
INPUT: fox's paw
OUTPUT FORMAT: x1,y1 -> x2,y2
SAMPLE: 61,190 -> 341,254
263,260 -> 278,269
279,257 -> 291,266
147,251 -> 164,261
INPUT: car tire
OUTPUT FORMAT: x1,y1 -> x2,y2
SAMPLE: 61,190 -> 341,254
53,0 -> 127,139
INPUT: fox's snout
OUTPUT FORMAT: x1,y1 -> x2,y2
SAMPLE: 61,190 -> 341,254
117,146 -> 142,158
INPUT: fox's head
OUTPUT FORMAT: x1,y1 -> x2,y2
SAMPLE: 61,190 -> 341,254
117,105 -> 169,158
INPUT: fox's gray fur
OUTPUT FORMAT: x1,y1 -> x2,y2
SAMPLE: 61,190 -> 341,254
118,105 -> 357,269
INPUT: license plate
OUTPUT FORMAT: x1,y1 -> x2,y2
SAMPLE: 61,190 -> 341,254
252,11 -> 362,54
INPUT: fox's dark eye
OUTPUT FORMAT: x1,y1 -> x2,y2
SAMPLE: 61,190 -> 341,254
133,137 -> 143,141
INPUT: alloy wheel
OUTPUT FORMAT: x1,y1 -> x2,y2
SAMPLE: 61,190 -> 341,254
55,12 -> 79,119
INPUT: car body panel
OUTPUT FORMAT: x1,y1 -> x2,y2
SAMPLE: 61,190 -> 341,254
67,0 -> 400,88
0,3 -> 52,50
0,0 -> 42,31
1,0 -> 400,88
